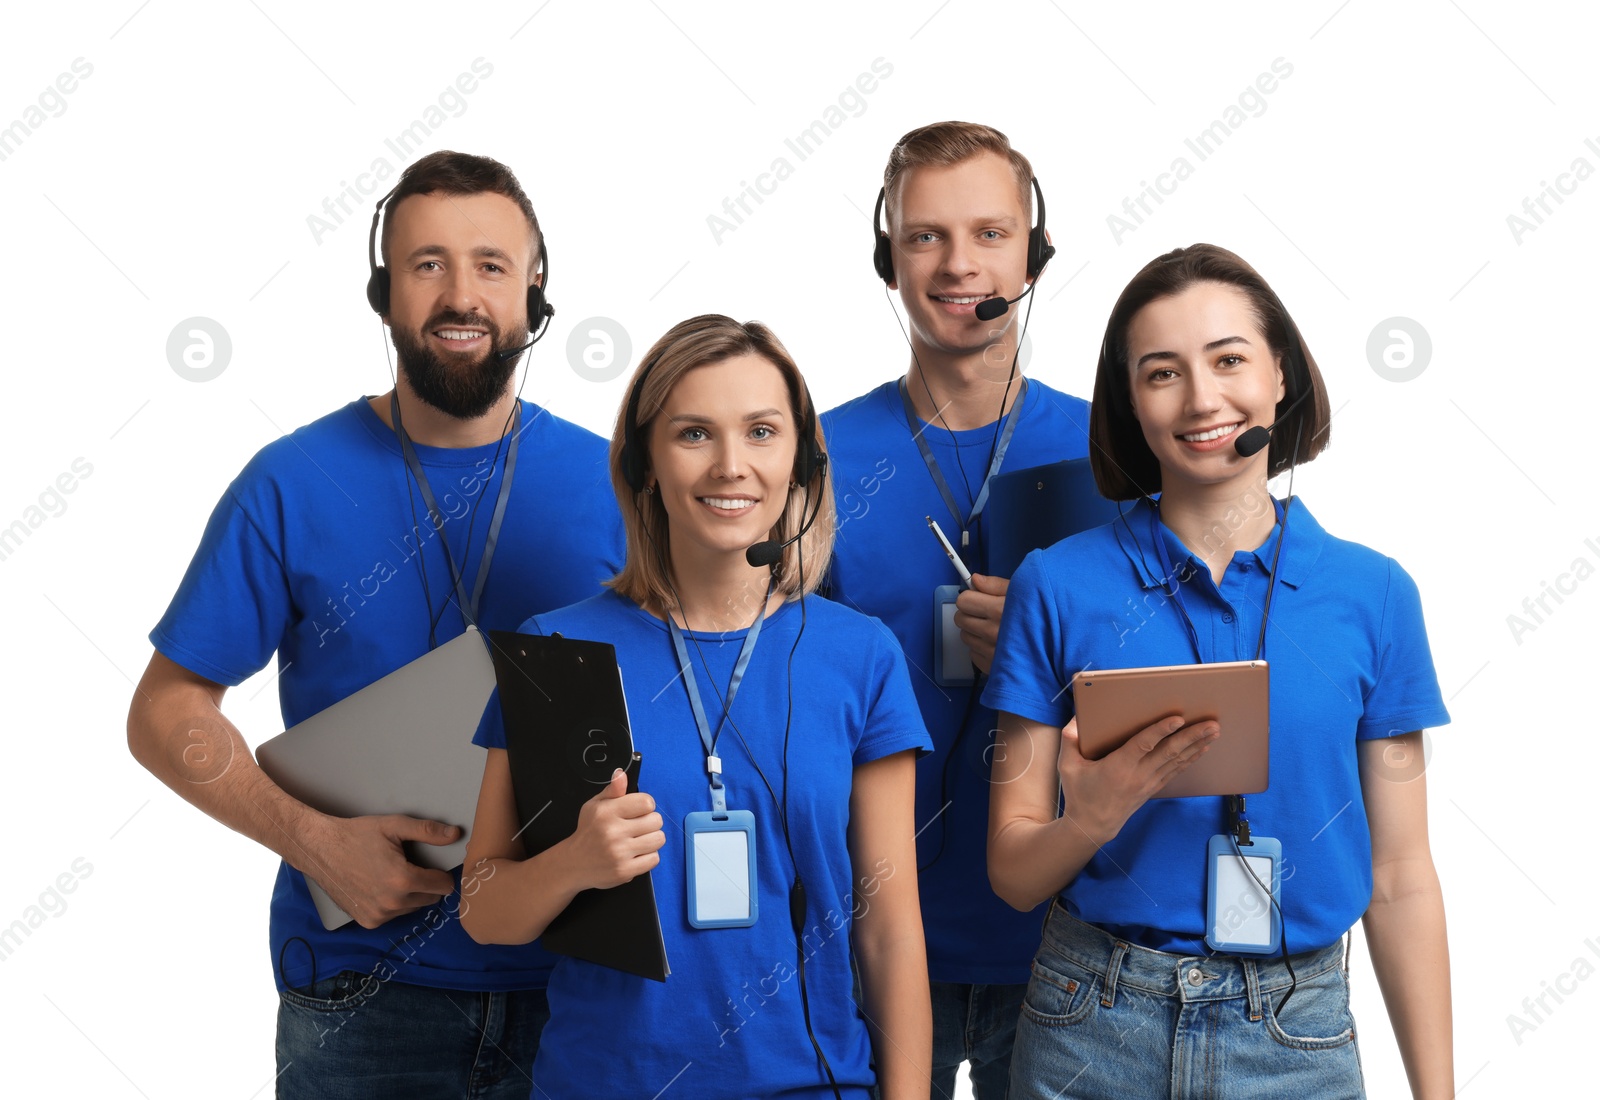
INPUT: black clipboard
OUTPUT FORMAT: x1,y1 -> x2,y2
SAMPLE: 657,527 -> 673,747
985,458 -> 1122,578
487,630 -> 670,982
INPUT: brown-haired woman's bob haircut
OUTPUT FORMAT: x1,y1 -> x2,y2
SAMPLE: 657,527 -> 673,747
607,315 -> 835,611
1088,243 -> 1332,500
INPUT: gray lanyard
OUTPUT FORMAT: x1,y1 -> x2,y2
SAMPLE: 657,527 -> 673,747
898,376 -> 1027,549
392,392 -> 520,631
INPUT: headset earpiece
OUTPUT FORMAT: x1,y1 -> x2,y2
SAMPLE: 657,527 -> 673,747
525,238 -> 554,330
620,353 -> 660,494
793,377 -> 826,487
367,185 -> 398,315
366,267 -> 390,315
526,283 -> 546,327
1025,176 -> 1055,281
871,188 -> 895,285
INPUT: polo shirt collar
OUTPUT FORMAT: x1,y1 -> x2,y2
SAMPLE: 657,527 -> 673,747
1260,496 -> 1327,588
1133,495 -> 1328,590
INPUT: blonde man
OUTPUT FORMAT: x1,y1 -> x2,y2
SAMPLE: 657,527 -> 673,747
821,121 -> 1091,1097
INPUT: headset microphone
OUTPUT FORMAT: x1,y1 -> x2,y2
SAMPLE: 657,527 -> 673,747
974,283 -> 1035,322
746,541 -> 786,568
745,459 -> 829,566
1233,384 -> 1312,457
495,306 -> 555,361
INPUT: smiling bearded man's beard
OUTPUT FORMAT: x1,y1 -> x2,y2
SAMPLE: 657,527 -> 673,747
391,310 -> 527,421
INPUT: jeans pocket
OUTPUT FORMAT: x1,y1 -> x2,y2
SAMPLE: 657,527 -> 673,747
1263,964 -> 1357,1050
1018,955 -> 1096,1027
278,969 -> 383,1014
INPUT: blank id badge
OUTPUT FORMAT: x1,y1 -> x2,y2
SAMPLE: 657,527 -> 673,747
684,810 -> 758,929
1204,833 -> 1283,954
933,584 -> 975,687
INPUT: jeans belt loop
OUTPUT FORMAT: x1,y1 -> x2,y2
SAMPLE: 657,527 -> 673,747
1243,957 -> 1264,1021
1101,940 -> 1129,1008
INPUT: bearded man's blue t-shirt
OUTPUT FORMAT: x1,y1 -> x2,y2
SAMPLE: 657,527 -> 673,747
151,397 -> 624,991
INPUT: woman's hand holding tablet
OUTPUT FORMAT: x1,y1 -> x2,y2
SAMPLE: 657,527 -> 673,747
1055,714 -> 1218,843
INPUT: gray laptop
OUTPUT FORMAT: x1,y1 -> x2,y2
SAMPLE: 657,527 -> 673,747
255,626 -> 497,929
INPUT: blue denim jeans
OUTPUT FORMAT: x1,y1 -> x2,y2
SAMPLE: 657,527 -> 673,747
275,971 -> 549,1099
931,980 -> 1027,1100
1009,904 -> 1363,1100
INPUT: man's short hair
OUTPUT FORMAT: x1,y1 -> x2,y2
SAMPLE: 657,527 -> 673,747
379,150 -> 543,273
882,121 -> 1035,222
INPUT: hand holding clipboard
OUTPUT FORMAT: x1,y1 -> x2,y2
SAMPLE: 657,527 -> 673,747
488,631 -> 671,982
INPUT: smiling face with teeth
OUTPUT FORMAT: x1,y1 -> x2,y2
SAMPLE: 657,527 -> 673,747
1124,281 -> 1285,499
887,151 -> 1033,365
383,190 -> 539,420
644,353 -> 799,576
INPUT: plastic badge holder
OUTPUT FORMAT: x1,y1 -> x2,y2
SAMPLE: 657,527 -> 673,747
684,809 -> 758,929
1204,833 -> 1282,954
933,584 -> 975,686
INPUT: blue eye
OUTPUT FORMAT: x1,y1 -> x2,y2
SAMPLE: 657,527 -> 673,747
913,232 -> 937,244
750,424 -> 775,441
681,427 -> 708,443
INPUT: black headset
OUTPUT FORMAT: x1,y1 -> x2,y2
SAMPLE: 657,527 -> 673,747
619,349 -> 826,494
364,185 -> 554,329
872,175 -> 1055,285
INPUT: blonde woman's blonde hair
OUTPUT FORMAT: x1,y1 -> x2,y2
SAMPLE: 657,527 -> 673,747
607,314 -> 834,611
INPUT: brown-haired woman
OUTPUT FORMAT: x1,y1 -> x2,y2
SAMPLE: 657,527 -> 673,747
984,246 -> 1453,1098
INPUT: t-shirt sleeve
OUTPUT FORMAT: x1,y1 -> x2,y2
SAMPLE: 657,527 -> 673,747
1356,558 -> 1451,740
149,485 -> 291,687
598,496 -> 626,580
982,549 -> 1071,728
567,418 -> 626,583
852,625 -> 934,766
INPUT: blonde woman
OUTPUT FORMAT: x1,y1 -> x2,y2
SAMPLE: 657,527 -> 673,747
464,315 -> 933,1099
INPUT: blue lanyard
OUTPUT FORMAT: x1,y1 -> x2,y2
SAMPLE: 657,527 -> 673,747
392,392 -> 520,632
667,594 -> 767,816
898,376 -> 1028,549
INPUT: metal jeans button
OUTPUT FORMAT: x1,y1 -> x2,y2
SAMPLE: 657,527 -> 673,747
1187,967 -> 1204,986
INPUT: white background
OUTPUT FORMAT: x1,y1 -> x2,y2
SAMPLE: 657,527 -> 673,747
1,2 -> 1595,1097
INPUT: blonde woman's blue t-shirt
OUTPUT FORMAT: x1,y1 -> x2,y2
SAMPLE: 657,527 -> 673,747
475,590 -> 932,1099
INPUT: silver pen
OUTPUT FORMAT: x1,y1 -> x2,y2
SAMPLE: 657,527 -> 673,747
926,516 -> 974,589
